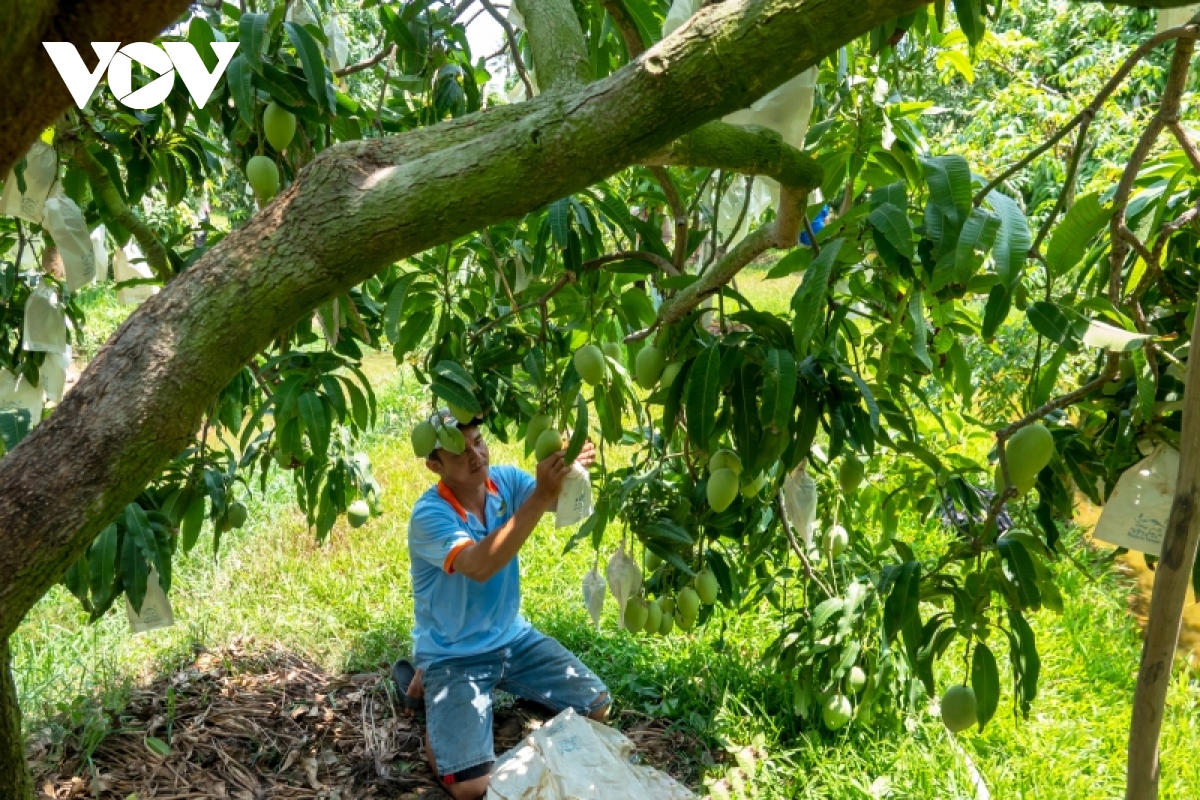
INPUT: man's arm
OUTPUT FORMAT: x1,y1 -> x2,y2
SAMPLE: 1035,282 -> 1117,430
451,451 -> 572,582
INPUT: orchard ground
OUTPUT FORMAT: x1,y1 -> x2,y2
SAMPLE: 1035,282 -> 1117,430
13,268 -> 1200,798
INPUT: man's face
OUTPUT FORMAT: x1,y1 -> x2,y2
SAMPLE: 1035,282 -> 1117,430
427,424 -> 490,486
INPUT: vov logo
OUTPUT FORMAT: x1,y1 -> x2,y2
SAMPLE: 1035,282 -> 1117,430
43,41 -> 240,110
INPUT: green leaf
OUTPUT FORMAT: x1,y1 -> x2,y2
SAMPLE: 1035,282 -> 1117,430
998,537 -> 1041,611
621,0 -> 660,46
89,524 -> 119,605
433,360 -> 479,392
987,190 -> 1031,288
431,376 -> 482,415
0,408 -> 31,453
1026,301 -> 1076,346
760,349 -> 797,434
1006,608 -> 1040,713
238,12 -> 270,70
285,22 -> 330,112
980,284 -> 1010,340
563,393 -> 590,465
188,18 -> 220,72
298,391 -> 330,458
642,518 -> 694,545
548,198 -> 570,248
180,492 -> 205,555
766,247 -> 812,279
907,291 -> 933,371
225,55 -> 256,127
883,561 -> 921,646
121,532 -> 150,614
125,504 -> 164,577
868,203 -> 914,260
840,365 -> 880,433
953,207 -> 1001,285
791,239 -> 842,357
685,345 -> 723,449
145,736 -> 171,757
1132,348 -> 1158,423
921,155 -> 972,229
952,0 -> 984,45
971,641 -> 1000,730
1045,194 -> 1112,278
1033,345 -> 1069,408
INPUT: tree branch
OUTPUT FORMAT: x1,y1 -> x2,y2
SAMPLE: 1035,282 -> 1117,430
648,166 -> 689,271
335,44 -> 396,77
646,121 -> 823,190
480,0 -> 535,98
514,0 -> 590,90
973,22 -> 1200,206
59,135 -> 172,281
599,0 -> 646,58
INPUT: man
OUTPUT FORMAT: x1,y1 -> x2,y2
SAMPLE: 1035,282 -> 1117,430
396,410 -> 609,800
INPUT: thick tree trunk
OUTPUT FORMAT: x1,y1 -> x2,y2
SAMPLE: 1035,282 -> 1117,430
1125,303 -> 1200,798
0,0 -> 191,175
0,638 -> 32,800
515,0 -> 591,89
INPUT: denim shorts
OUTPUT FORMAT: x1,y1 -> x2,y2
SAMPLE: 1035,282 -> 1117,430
423,627 -> 609,777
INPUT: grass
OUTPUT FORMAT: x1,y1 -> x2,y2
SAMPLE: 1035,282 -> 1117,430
12,291 -> 1200,797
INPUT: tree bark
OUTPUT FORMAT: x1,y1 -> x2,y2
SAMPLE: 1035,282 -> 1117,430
514,0 -> 591,89
0,0 -> 192,176
0,0 -> 930,645
0,638 -> 33,800
1125,260 -> 1200,799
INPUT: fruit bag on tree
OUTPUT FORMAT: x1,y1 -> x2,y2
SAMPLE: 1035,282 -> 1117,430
324,17 -> 349,74
782,464 -> 818,548
605,543 -> 641,629
90,225 -> 109,282
555,462 -> 594,528
664,1 -> 818,241
40,348 -> 72,404
487,708 -> 695,799
42,196 -> 97,292
1092,444 -> 1179,557
581,566 -> 605,629
0,369 -> 44,427
22,282 -> 68,353
1159,4 -> 1200,32
286,1 -> 317,27
113,242 -> 160,305
1,142 -> 58,224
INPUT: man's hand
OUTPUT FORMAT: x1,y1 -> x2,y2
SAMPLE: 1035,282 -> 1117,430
574,440 -> 597,469
534,451 -> 573,504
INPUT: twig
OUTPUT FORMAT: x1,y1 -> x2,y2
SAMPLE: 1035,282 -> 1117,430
778,495 -> 834,597
1031,120 -> 1092,257
1168,121 -> 1200,174
648,166 -> 689,272
335,44 -> 396,78
599,0 -> 645,58
375,47 -> 395,135
479,0 -> 535,98
581,250 -> 679,276
721,176 -> 756,251
974,23 -> 1200,206
481,227 -> 518,310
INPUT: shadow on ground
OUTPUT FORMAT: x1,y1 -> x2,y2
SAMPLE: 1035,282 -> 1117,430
29,638 -> 707,799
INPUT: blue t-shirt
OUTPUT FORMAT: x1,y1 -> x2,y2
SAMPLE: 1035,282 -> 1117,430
408,465 -> 537,669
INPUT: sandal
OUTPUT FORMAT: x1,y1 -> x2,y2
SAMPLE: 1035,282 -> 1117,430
390,658 -> 425,718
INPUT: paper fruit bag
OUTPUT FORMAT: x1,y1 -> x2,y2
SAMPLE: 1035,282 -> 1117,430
1093,445 -> 1179,557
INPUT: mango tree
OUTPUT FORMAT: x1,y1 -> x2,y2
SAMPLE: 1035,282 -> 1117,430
1,2 -> 1199,799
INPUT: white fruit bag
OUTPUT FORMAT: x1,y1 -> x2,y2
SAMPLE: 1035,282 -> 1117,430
126,567 -> 175,634
1092,445 -> 1179,557
487,708 -> 695,800
715,178 -> 772,246
286,1 -> 317,27
22,282 -> 68,353
1,142 -> 58,223
582,565 -> 605,629
0,368 -> 45,424
40,347 -> 72,404
90,225 -> 109,281
782,464 -> 818,548
605,542 -> 642,628
113,243 -> 159,305
556,462 -> 594,528
42,196 -> 96,291
662,0 -> 703,37
325,18 -> 349,74
1159,4 -> 1200,32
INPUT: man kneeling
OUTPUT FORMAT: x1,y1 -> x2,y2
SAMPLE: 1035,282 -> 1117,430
401,410 -> 609,800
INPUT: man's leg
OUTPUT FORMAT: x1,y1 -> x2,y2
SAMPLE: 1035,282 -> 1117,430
497,629 -> 611,719
421,656 -> 500,799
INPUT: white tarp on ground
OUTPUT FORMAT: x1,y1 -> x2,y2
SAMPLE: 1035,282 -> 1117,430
487,708 -> 694,800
